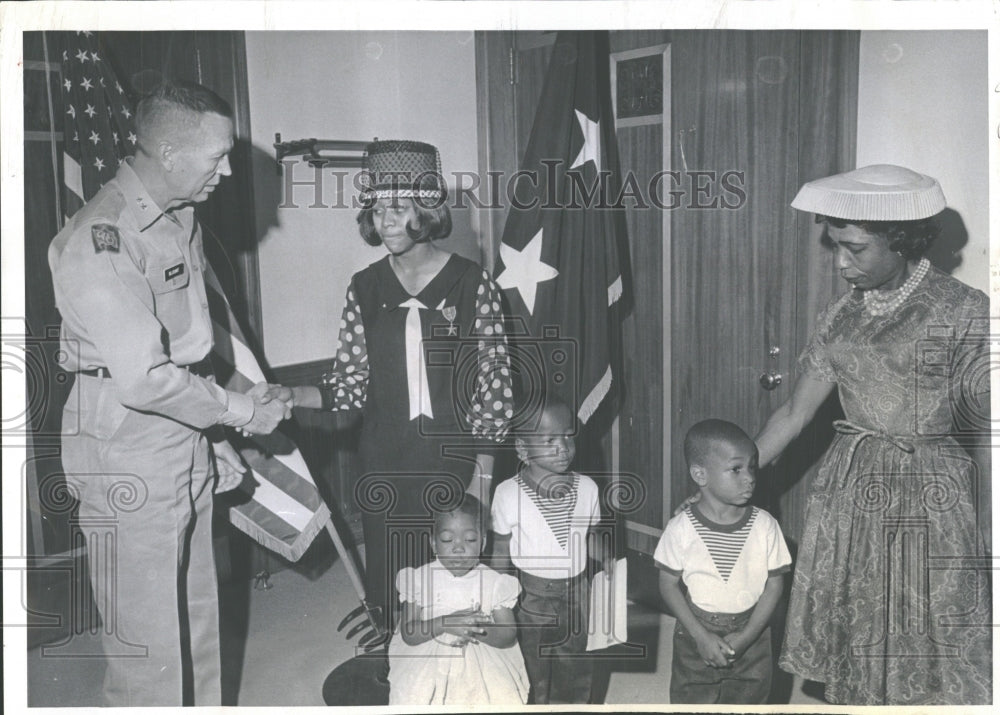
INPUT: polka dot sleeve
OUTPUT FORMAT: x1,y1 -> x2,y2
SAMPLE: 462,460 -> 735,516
318,280 -> 370,411
467,271 -> 514,443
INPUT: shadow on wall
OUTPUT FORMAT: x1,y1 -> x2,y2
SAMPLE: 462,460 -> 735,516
248,145 -> 483,266
249,140 -> 285,251
439,199 -> 483,266
925,207 -> 967,276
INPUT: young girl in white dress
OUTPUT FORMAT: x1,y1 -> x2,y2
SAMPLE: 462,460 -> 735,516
388,495 -> 529,705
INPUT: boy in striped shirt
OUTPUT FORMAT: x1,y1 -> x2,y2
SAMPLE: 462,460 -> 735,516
655,419 -> 791,704
491,398 -> 611,704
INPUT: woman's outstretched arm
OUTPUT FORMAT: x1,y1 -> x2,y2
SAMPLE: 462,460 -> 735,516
755,373 -> 835,466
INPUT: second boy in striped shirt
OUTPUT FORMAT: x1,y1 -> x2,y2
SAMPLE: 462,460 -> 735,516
491,397 -> 611,704
655,419 -> 791,704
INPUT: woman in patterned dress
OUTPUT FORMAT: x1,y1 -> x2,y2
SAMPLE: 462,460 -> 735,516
755,165 -> 991,704
279,140 -> 513,635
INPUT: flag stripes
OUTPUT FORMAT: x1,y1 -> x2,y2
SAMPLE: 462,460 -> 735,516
64,153 -> 85,204
204,264 -> 331,562
245,467 -> 318,532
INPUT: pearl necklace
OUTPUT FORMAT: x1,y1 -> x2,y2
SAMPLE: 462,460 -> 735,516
863,258 -> 929,316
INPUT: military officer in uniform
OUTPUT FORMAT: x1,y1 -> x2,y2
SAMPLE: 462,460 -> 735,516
48,80 -> 289,706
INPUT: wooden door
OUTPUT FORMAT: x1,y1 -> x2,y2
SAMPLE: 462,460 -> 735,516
478,30 -> 858,566
669,31 -> 858,547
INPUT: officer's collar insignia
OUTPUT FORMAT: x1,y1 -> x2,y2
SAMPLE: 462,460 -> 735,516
91,223 -> 121,253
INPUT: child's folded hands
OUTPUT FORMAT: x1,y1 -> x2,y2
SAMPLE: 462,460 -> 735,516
695,629 -> 736,668
723,630 -> 751,661
434,608 -> 492,647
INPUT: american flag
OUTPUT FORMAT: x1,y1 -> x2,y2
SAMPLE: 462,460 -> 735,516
60,31 -> 137,215
58,31 -> 331,563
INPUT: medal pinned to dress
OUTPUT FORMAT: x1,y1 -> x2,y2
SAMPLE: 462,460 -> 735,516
442,305 -> 457,336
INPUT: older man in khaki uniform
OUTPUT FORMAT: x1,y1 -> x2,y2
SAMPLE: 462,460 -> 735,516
49,81 -> 287,706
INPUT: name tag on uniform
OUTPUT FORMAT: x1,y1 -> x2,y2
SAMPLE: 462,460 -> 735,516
149,258 -> 190,293
164,263 -> 185,281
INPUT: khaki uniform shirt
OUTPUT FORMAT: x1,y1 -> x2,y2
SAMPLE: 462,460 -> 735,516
49,159 -> 253,430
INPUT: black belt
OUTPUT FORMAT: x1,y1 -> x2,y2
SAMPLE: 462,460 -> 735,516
80,358 -> 214,379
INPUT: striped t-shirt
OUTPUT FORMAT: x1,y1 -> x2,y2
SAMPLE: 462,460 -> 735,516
690,506 -> 758,581
654,504 -> 792,614
517,473 -> 578,549
491,472 -> 600,579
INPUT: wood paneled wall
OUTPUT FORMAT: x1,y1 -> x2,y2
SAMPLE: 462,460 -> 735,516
668,31 -> 859,546
475,31 -> 859,564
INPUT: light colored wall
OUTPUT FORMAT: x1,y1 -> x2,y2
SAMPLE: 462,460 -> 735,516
245,31 -> 481,367
857,31 -> 988,293
247,30 -> 989,365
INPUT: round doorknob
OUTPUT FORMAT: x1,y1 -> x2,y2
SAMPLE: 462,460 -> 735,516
759,372 -> 783,390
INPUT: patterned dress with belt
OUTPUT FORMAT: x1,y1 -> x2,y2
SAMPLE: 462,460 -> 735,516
779,265 -> 991,705
318,253 -> 513,621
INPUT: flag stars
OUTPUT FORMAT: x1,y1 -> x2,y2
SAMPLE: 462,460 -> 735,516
75,49 -> 89,63
121,107 -> 132,119
66,104 -> 76,119
90,51 -> 100,62
570,109 -> 601,172
496,227 -> 559,315
115,81 -> 124,94
84,104 -> 97,118
127,131 -> 137,145
94,157 -> 105,171
112,131 -> 119,144
63,78 -> 72,91
88,130 -> 101,146
80,77 -> 93,91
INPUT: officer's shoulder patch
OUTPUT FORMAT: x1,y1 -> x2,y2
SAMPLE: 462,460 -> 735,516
91,224 -> 121,253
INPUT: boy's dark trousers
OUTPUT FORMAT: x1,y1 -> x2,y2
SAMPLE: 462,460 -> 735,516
670,601 -> 772,704
515,571 -> 592,704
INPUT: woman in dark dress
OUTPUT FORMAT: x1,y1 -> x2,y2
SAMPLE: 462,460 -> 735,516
756,165 -> 991,704
281,140 -> 513,632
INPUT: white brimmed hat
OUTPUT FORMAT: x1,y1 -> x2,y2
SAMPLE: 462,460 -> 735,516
791,164 -> 946,221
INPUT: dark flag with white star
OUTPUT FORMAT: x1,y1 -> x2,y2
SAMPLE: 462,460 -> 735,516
59,32 -> 137,213
494,31 -> 626,424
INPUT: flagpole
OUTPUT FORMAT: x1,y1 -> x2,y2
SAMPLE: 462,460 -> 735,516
323,519 -> 366,606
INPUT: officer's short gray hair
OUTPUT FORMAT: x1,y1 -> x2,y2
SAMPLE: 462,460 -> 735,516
136,80 -> 232,147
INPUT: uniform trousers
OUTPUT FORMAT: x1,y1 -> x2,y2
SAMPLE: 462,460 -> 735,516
670,600 -> 772,704
62,375 -> 221,706
515,570 -> 592,704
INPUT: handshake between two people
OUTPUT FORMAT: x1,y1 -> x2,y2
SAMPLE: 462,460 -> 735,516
238,382 -> 297,436
212,383 -> 297,495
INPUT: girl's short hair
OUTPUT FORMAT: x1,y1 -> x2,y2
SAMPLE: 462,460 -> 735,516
356,198 -> 453,247
433,493 -> 489,533
818,214 -> 939,261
